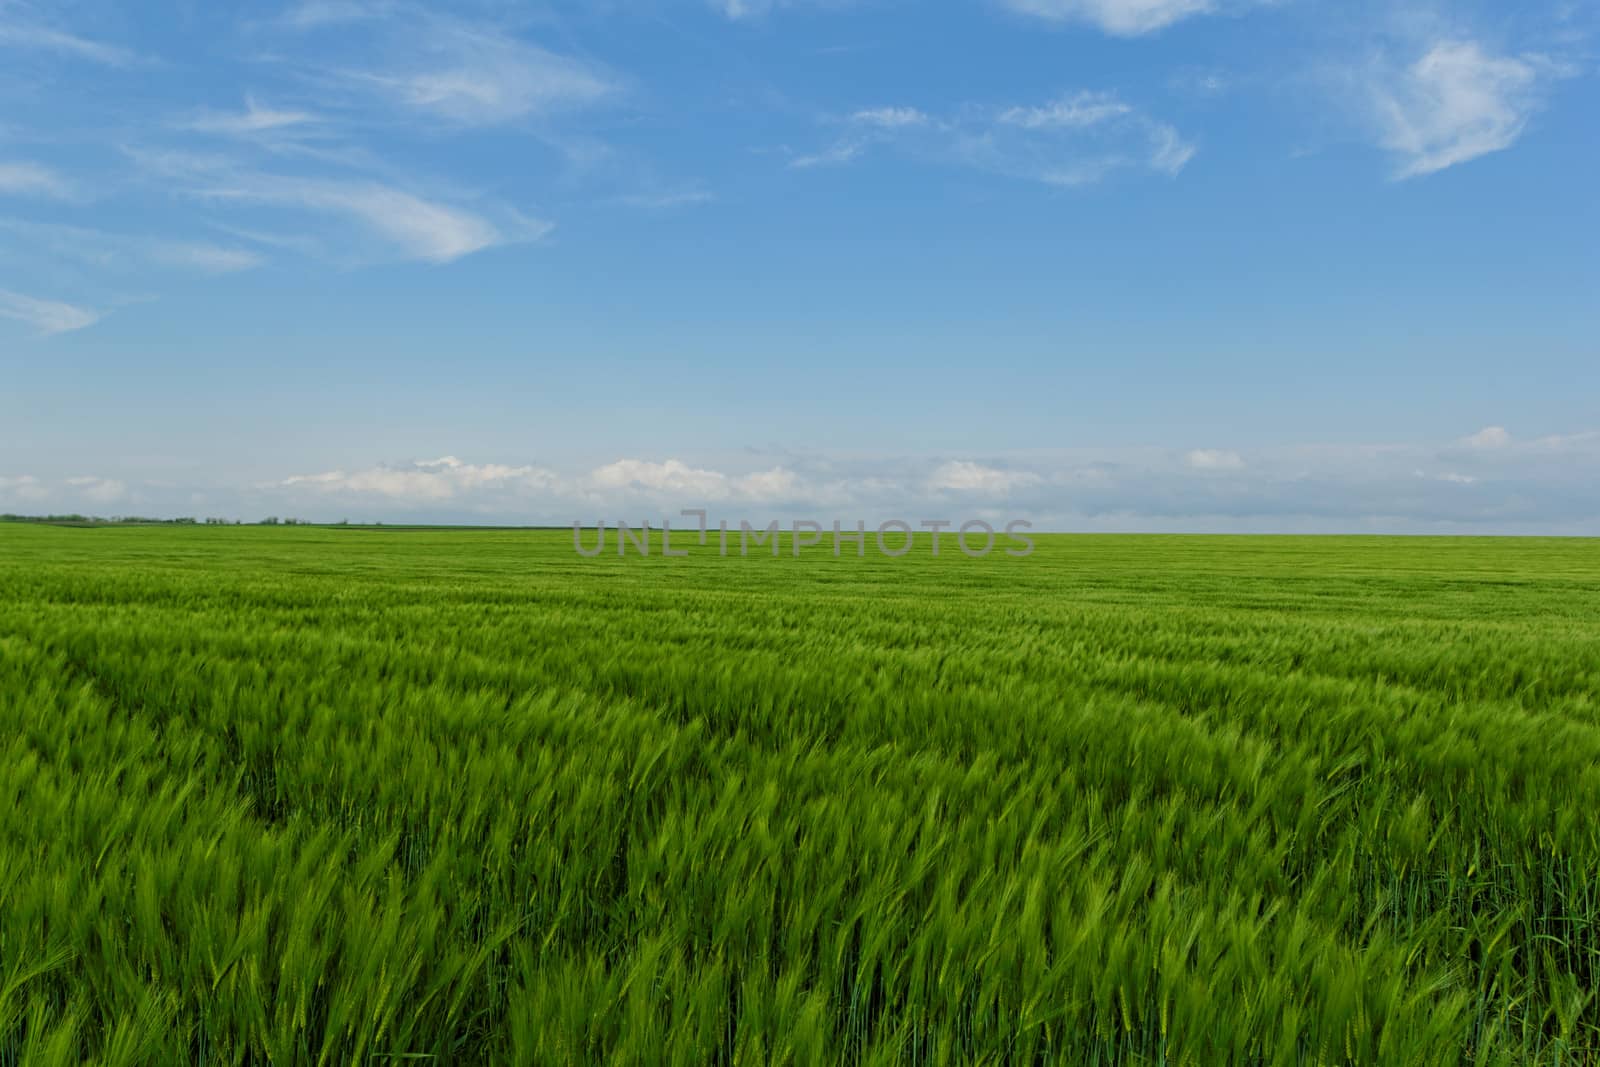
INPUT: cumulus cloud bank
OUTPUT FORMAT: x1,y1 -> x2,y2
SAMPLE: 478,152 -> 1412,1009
279,456 -> 560,501
9,426 -> 1595,534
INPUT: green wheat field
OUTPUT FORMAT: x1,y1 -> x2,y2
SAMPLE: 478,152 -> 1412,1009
2,523 -> 1598,1065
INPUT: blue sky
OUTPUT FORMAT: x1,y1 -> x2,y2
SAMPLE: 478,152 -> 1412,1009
1,0 -> 1596,531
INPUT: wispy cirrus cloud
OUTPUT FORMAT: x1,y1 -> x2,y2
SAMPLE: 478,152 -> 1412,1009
279,0 -> 397,30
0,288 -> 100,335
850,107 -> 931,129
998,91 -> 1132,129
129,150 -> 545,265
713,0 -> 857,21
1002,0 -> 1225,36
616,188 -> 716,209
278,9 -> 619,128
148,242 -> 264,274
199,175 -> 521,263
0,217 -> 263,276
0,14 -> 139,66
789,140 -> 867,169
1367,39 -> 1561,179
792,91 -> 1194,185
0,161 -> 74,199
180,98 -> 319,137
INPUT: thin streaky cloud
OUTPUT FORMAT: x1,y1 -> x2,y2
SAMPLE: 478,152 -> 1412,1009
0,161 -> 73,198
0,217 -> 261,275
279,0 -> 398,30
790,140 -> 867,169
850,107 -> 931,129
998,91 -> 1132,129
125,149 -> 545,265
328,22 -> 619,127
794,92 -> 1195,185
0,288 -> 100,335
181,98 -> 319,136
714,0 -> 856,21
616,189 -> 717,209
1002,0 -> 1220,36
196,174 -> 536,263
0,16 -> 139,66
149,242 -> 264,274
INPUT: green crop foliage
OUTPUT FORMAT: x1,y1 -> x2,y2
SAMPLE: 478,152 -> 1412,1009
1,524 -> 1597,1064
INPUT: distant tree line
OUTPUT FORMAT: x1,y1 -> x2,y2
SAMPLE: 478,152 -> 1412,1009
1,514 -> 315,526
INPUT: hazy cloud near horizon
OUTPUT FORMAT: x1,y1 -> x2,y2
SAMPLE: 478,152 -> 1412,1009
5,427 -> 1596,536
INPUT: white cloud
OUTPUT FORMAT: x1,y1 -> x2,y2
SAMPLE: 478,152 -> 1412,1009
998,91 -> 1132,130
182,98 -> 318,136
0,19 -> 138,66
1372,40 -> 1551,179
1529,431 -> 1600,452
1147,123 -> 1198,174
851,107 -> 931,129
20,429 -> 1596,532
929,461 -> 1041,493
589,459 -> 801,500
343,25 -> 617,126
1185,449 -> 1245,470
794,92 -> 1193,185
65,476 -> 127,503
0,475 -> 47,502
592,458 -> 729,496
0,162 -> 73,199
790,140 -> 867,169
714,0 -> 850,20
280,456 -> 559,501
1002,0 -> 1219,36
1463,425 -> 1512,449
281,0 -> 395,29
128,138 -> 546,268
198,175 -> 535,263
736,467 -> 799,499
616,189 -> 716,209
150,243 -> 264,274
0,218 -> 269,275
0,288 -> 100,335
